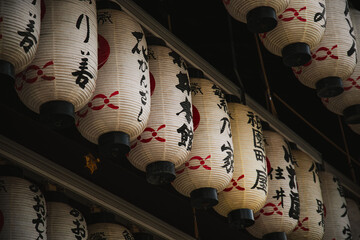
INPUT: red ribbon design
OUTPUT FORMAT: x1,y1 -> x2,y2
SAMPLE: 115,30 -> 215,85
176,155 -> 211,174
224,175 -> 245,192
254,202 -> 283,220
138,124 -> 166,143
293,217 -> 309,232
344,76 -> 360,91
88,91 -> 119,110
279,7 -> 307,22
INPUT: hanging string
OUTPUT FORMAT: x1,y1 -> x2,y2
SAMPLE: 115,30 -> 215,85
193,207 -> 200,240
337,115 -> 358,183
254,33 -> 278,117
226,14 -> 246,104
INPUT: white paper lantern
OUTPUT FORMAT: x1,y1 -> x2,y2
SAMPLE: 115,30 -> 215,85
15,0 -> 97,128
88,212 -> 135,240
247,130 -> 299,240
222,0 -> 290,33
259,0 -> 326,67
320,8 -> 360,123
172,69 -> 234,209
76,1 -> 151,159
127,37 -> 192,185
213,97 -> 267,228
320,171 -> 352,240
0,165 -> 47,239
288,149 -> 324,240
46,191 -> 87,240
346,198 -> 360,240
0,0 -> 41,82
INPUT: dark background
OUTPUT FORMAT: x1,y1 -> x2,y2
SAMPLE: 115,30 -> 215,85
1,0 -> 360,239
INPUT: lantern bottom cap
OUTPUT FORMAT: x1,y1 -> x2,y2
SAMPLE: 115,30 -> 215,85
190,187 -> 218,209
282,43 -> 311,67
98,131 -> 130,160
39,101 -> 75,129
246,6 -> 277,33
263,232 -> 287,240
146,161 -> 175,185
0,165 -> 24,178
0,60 -> 15,81
133,232 -> 154,240
228,208 -> 255,228
315,76 -> 343,98
344,104 -> 360,124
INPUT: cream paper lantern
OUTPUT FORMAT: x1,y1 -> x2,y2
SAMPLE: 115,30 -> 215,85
293,0 -> 357,98
76,1 -> 151,159
319,171 -> 352,240
222,0 -> 290,33
320,8 -> 360,123
0,0 -> 41,82
346,198 -> 360,240
127,37 -> 192,185
247,129 -> 299,240
288,148 -> 324,240
0,165 -> 47,239
46,191 -> 87,240
15,0 -> 97,128
172,69 -> 234,209
213,96 -> 267,228
88,212 -> 135,240
259,0 -> 326,67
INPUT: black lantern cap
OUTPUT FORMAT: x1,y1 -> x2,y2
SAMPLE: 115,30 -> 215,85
0,165 -> 24,178
146,161 -> 175,185
96,0 -> 122,10
315,77 -> 344,98
190,187 -> 218,209
188,68 -> 205,79
39,100 -> 75,129
0,60 -> 15,82
282,42 -> 311,67
146,36 -> 166,47
263,232 -> 287,240
344,104 -> 360,124
133,232 -> 154,240
246,6 -> 278,33
228,208 -> 255,228
88,212 -> 116,225
45,191 -> 69,204
98,131 -> 130,160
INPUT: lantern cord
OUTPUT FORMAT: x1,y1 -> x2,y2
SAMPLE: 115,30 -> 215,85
226,14 -> 246,104
273,92 -> 360,169
337,115 -> 358,183
193,207 -> 200,239
254,33 -> 278,117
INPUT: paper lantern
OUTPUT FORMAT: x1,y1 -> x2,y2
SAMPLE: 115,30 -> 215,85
319,171 -> 352,240
0,0 -> 41,82
127,37 -> 192,185
88,212 -> 135,240
259,0 -> 326,67
320,8 -> 360,122
0,165 -> 47,239
213,96 -> 267,228
288,148 -> 324,240
347,198 -> 360,240
222,0 -> 289,33
15,0 -> 97,128
293,0 -> 357,98
76,1 -> 151,159
46,191 -> 87,240
247,129 -> 299,240
172,69 -> 234,209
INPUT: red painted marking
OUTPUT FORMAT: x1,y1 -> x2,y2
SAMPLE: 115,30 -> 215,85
222,0 -> 230,5
279,7 -> 307,22
88,91 -> 119,110
192,104 -> 200,131
0,210 -> 3,232
344,76 -> 360,91
224,174 -> 245,192
266,157 -> 271,175
176,155 -> 211,174
254,202 -> 283,220
136,124 -> 166,144
293,217 -> 309,232
41,0 -> 46,21
150,71 -> 156,96
98,34 -> 110,70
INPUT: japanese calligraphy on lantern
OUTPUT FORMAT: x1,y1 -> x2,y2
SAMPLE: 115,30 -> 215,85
29,184 -> 46,240
70,208 -> 87,240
